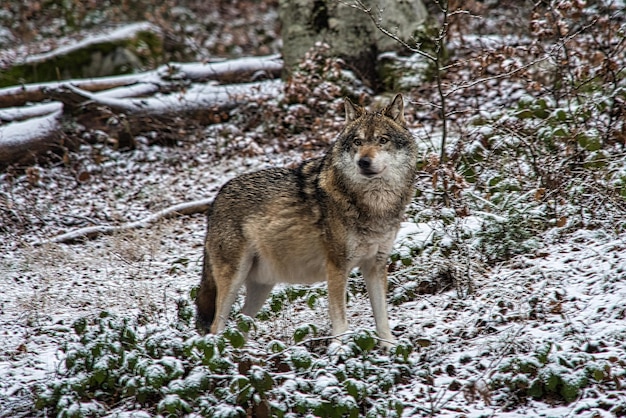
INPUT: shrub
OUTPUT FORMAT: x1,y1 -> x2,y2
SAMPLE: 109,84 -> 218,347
490,342 -> 617,407
35,307 -> 415,417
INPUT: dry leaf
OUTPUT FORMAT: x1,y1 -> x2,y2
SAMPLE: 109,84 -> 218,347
534,188 -> 546,201
76,171 -> 91,183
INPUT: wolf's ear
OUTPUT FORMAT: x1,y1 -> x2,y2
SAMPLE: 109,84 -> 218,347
384,94 -> 406,126
344,97 -> 364,123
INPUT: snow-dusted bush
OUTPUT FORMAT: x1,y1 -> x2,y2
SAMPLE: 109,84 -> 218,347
491,341 -> 620,408
35,302 -> 416,417
426,0 -> 626,265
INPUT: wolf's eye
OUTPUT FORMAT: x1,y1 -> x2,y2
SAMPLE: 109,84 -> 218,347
379,137 -> 389,145
353,138 -> 362,146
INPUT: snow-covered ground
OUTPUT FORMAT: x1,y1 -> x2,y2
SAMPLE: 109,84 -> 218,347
0,138 -> 300,414
1,125 -> 624,416
1,1 -> 625,414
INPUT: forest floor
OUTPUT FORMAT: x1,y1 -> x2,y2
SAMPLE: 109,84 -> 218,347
1,126 -> 626,416
1,1 -> 625,417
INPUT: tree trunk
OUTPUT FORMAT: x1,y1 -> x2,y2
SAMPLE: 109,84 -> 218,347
278,0 -> 428,90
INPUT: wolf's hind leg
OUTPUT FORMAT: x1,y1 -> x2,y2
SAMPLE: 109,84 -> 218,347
211,253 -> 254,334
242,281 -> 275,319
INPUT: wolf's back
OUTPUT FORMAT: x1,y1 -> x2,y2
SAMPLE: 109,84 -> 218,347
210,157 -> 326,223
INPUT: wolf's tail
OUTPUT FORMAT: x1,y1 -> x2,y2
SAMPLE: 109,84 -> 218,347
196,206 -> 217,333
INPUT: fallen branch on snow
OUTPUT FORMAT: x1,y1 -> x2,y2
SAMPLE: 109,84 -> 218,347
0,54 -> 283,168
38,197 -> 213,245
0,54 -> 283,111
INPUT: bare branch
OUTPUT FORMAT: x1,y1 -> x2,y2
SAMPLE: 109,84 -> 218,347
38,198 -> 213,245
345,0 -> 437,62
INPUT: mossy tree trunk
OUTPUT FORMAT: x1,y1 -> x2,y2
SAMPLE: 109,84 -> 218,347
279,0 -> 428,90
0,23 -> 164,88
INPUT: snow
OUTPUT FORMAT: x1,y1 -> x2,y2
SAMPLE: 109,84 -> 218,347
2,22 -> 626,416
0,102 -> 60,122
0,110 -> 60,147
170,54 -> 282,80
396,221 -> 434,249
2,120 -> 625,416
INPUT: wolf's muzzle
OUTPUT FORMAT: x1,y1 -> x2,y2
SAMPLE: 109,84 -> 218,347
358,156 -> 381,176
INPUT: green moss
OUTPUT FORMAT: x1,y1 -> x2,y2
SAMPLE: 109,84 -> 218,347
0,28 -> 163,88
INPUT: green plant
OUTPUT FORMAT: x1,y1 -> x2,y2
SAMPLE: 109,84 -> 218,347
490,342 -> 617,407
256,285 -> 326,321
34,302 -> 418,418
472,190 -> 544,263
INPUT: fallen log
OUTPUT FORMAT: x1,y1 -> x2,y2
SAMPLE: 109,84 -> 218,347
44,79 -> 283,116
0,77 -> 282,168
0,54 -> 283,110
1,22 -> 164,89
0,110 -> 65,166
0,82 -> 161,123
0,54 -> 283,168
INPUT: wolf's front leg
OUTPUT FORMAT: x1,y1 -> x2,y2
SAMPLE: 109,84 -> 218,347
361,257 -> 396,349
326,262 -> 349,337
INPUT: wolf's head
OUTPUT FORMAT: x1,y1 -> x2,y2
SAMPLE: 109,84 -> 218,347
334,94 -> 418,183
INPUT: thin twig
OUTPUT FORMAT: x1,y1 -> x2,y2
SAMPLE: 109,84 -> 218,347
37,197 -> 213,245
347,0 -> 451,164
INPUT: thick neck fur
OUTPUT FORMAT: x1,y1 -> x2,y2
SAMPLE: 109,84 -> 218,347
319,154 -> 414,224
339,167 -> 410,215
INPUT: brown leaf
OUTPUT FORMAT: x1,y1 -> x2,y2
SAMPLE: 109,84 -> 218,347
549,301 -> 563,314
252,399 -> 271,418
76,171 -> 91,183
26,167 -> 40,186
534,188 -> 546,201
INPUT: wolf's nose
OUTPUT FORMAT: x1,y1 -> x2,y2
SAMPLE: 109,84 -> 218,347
358,156 -> 372,169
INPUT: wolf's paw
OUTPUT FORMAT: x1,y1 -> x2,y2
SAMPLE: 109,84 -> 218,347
195,316 -> 210,335
327,340 -> 349,357
378,337 -> 396,353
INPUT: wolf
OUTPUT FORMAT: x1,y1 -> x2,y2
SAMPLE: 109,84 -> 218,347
196,94 -> 418,348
